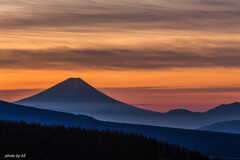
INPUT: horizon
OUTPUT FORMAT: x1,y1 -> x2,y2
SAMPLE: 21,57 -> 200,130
1,77 -> 240,113
1,0 -> 240,112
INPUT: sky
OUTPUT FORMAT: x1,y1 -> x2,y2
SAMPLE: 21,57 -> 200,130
1,0 -> 240,112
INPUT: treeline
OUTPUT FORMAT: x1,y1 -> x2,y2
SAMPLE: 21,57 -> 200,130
0,120 -> 209,160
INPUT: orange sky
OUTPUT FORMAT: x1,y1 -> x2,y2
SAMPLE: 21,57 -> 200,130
1,0 -> 240,112
2,68 -> 240,112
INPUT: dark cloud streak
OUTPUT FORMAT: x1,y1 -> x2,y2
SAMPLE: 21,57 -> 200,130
1,47 -> 240,70
0,0 -> 240,32
100,86 -> 240,94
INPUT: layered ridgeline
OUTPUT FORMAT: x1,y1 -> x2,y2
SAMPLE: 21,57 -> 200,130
16,78 -> 240,129
1,100 -> 240,158
0,121 -> 210,160
199,120 -> 240,134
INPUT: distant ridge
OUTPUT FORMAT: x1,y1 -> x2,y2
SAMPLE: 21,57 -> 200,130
199,119 -> 240,134
205,102 -> 240,116
15,78 -> 240,129
2,100 -> 240,158
167,109 -> 193,115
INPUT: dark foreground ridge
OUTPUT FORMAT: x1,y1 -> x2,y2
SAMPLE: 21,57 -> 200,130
0,120 -> 209,160
1,100 -> 240,158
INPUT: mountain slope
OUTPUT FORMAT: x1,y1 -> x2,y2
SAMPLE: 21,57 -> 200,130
1,100 -> 240,158
15,78 -> 240,129
16,78 -> 156,114
199,120 -> 240,134
205,102 -> 240,117
0,121 -> 210,160
0,100 -> 100,128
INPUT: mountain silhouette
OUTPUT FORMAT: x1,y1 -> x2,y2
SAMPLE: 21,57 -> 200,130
1,100 -> 240,158
15,78 -> 240,129
205,102 -> 240,116
199,119 -> 240,134
19,78 -> 119,103
166,109 -> 194,116
16,78 -> 154,114
0,99 -> 98,127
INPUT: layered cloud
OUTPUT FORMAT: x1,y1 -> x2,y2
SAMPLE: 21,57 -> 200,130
100,86 -> 240,94
0,0 -> 240,33
1,45 -> 240,70
1,0 -> 240,71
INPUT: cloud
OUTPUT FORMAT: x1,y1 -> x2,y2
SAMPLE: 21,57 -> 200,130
100,86 -> 240,94
0,0 -> 240,33
1,0 -> 240,71
1,46 -> 240,70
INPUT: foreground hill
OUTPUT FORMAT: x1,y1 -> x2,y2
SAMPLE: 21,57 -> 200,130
1,100 -> 240,158
0,120 -> 209,160
15,78 -> 240,129
199,120 -> 240,134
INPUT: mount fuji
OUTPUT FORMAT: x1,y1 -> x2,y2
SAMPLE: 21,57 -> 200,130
16,78 -> 160,124
15,78 -> 240,129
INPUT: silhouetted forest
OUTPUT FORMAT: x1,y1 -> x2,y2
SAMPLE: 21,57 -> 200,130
0,120 -> 210,160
